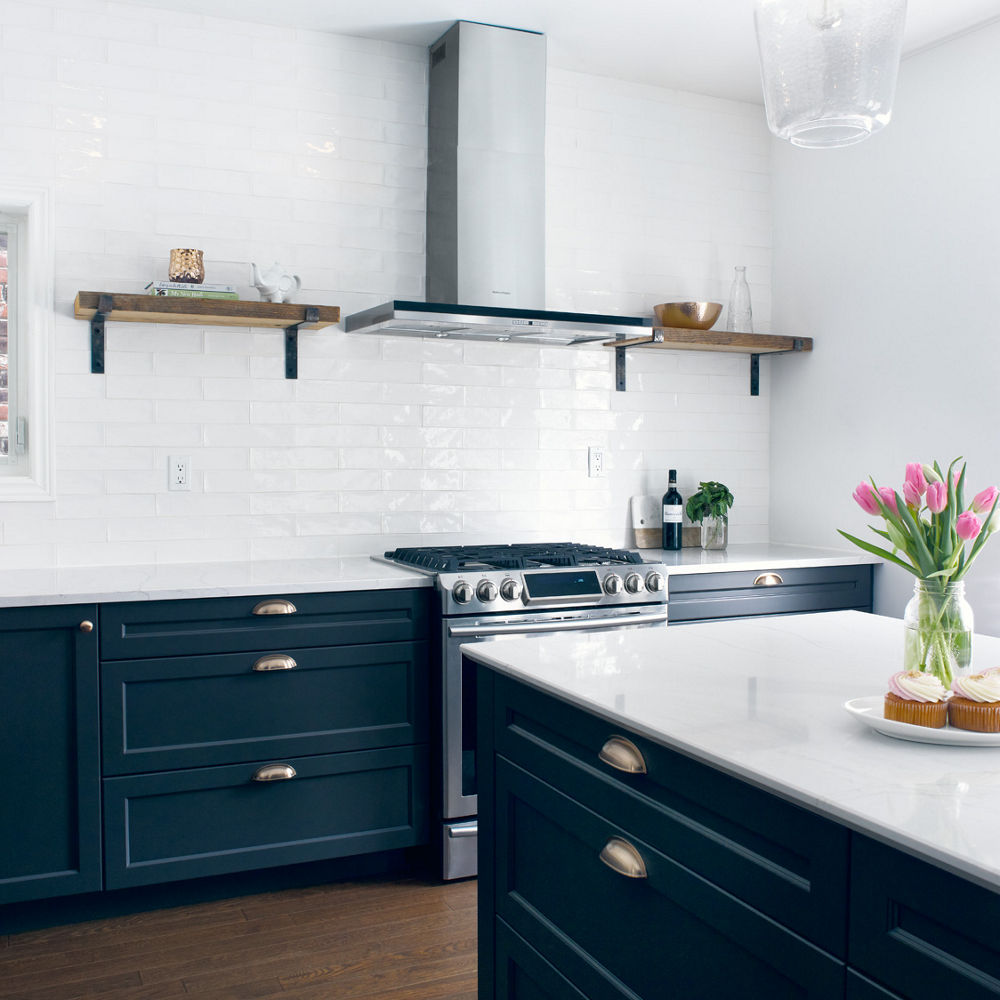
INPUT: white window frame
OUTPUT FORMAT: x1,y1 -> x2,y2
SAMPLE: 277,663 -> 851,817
0,183 -> 54,501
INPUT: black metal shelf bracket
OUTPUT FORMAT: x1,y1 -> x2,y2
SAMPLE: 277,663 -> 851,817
283,307 -> 319,379
750,354 -> 760,396
615,330 -> 663,392
90,294 -> 113,374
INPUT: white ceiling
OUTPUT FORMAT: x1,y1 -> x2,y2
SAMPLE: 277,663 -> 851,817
139,0 -> 1000,103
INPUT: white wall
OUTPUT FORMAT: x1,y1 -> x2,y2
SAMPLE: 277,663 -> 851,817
769,20 -> 1000,633
0,0 -> 773,569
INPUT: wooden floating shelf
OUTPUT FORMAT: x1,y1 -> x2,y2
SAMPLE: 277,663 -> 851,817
74,292 -> 341,379
605,327 -> 813,394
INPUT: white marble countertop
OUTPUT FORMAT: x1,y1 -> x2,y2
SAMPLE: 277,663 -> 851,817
0,543 -> 876,608
639,541 -> 880,575
464,610 -> 1000,892
0,557 -> 431,608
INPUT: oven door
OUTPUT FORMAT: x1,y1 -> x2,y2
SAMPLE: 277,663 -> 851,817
440,603 -> 668,879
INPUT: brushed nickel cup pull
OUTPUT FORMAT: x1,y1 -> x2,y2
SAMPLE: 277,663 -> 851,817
79,620 -> 94,633
753,572 -> 783,587
599,837 -> 648,879
598,736 -> 647,775
252,763 -> 297,782
252,599 -> 297,616
252,654 -> 297,672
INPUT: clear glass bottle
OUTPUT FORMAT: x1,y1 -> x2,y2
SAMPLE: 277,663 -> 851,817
726,266 -> 753,333
902,580 -> 973,686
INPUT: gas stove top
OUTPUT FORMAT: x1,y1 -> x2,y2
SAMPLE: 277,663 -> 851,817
383,543 -> 645,573
380,543 -> 665,615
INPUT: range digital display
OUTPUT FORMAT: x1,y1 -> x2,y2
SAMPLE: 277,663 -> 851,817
523,570 -> 602,600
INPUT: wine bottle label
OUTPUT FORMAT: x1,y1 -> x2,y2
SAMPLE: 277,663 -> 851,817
662,506 -> 682,523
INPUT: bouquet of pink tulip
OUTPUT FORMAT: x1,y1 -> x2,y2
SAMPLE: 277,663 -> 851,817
840,458 -> 999,683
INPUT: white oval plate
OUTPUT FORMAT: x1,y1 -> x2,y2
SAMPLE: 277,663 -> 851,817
844,695 -> 1000,746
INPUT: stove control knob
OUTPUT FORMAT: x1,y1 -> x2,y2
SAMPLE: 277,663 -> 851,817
645,571 -> 665,593
452,581 -> 473,605
624,572 -> 645,594
499,578 -> 523,602
476,580 -> 499,603
603,573 -> 623,596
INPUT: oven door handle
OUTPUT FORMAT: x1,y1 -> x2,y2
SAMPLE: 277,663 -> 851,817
448,608 -> 668,638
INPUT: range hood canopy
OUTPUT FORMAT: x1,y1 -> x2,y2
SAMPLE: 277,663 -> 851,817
343,301 -> 649,346
344,21 -> 650,345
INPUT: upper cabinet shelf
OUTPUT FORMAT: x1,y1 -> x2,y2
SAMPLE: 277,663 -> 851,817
74,292 -> 341,379
606,327 -> 813,394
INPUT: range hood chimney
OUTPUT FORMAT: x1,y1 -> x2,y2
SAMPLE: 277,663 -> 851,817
344,21 -> 649,345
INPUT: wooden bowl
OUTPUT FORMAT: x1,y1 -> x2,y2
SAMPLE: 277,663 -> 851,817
653,302 -> 722,330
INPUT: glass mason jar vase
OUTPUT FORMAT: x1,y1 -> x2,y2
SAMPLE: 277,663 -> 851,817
700,516 -> 728,550
902,580 -> 973,685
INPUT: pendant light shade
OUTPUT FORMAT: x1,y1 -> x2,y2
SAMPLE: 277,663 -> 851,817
754,0 -> 907,148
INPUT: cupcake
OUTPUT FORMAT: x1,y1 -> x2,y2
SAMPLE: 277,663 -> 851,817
949,670 -> 1000,731
884,671 -> 950,728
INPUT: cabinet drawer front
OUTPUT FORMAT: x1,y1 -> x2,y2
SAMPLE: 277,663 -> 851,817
103,746 -> 428,889
847,971 -> 904,1000
492,673 -> 848,956
493,919 -> 593,1000
494,757 -> 845,1000
100,588 -> 431,659
668,564 -> 873,622
850,834 -> 1000,1000
102,640 -> 428,774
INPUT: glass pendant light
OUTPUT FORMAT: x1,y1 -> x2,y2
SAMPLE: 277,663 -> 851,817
754,0 -> 907,148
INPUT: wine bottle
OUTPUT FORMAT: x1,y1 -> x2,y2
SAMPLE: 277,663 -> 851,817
662,469 -> 683,550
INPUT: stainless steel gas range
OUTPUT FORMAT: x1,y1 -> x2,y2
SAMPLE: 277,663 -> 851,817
379,543 -> 668,879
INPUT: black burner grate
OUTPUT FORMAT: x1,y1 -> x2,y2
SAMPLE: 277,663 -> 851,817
384,543 -> 643,573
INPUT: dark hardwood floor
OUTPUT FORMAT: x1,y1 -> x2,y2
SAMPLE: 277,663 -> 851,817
0,877 -> 478,1000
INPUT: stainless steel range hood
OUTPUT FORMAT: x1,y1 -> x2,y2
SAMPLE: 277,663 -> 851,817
343,300 -> 648,345
343,21 -> 650,345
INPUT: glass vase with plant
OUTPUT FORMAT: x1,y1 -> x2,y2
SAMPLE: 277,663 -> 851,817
685,481 -> 735,550
839,459 -> 999,685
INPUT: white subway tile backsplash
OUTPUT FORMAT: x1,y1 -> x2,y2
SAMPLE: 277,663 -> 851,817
0,3 -> 771,567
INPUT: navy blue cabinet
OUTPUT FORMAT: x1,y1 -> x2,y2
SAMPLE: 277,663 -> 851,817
100,589 -> 432,889
0,604 -> 102,904
849,835 -> 1000,1000
479,669 -> 1000,1000
668,564 -> 873,623
479,670 -> 847,1000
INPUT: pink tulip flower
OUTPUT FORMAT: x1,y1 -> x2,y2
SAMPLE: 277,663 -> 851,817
972,486 -> 999,514
957,511 -> 983,541
904,463 -> 927,497
878,487 -> 899,515
903,482 -> 922,507
852,482 -> 880,516
926,481 -> 947,514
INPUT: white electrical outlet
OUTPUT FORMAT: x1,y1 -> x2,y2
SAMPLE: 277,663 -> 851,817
168,455 -> 191,491
588,446 -> 606,478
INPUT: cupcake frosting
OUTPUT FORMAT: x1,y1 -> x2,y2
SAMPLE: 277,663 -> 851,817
887,671 -> 949,702
951,671 -> 1000,703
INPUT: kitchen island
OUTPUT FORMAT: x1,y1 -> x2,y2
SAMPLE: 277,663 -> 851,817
468,611 -> 1000,1000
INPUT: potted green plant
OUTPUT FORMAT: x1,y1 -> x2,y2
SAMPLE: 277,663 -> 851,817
686,481 -> 735,550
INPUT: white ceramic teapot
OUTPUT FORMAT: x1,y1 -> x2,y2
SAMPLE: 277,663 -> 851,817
250,262 -> 301,303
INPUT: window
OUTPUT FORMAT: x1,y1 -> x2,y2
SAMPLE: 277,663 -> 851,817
0,219 -> 16,463
0,186 -> 53,500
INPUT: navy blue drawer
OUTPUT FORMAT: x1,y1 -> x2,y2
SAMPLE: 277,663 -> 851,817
100,588 -> 431,659
103,746 -> 429,888
668,564 -> 873,622
850,834 -> 1000,1000
492,672 -> 849,957
494,920 -> 591,1000
494,757 -> 844,1000
101,640 -> 428,775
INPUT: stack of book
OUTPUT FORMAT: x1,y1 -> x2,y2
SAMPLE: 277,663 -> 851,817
146,281 -> 239,300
